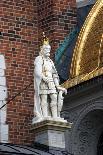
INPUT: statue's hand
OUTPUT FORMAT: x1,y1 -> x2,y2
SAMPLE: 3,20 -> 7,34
42,75 -> 51,83
57,86 -> 67,95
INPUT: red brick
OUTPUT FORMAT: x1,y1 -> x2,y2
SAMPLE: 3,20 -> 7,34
0,0 -> 77,145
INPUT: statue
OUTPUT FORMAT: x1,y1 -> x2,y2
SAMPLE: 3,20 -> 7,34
32,33 -> 67,123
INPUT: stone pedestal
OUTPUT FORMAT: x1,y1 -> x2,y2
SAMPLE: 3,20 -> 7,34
31,118 -> 71,150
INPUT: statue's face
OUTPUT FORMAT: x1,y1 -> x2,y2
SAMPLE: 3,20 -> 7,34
42,45 -> 51,57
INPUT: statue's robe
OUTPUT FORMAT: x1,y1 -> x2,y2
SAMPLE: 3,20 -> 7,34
33,56 -> 59,123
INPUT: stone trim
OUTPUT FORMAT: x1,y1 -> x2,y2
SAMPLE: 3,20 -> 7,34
32,119 -> 71,132
0,55 -> 8,143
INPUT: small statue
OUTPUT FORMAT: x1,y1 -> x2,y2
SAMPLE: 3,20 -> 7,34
32,33 -> 67,123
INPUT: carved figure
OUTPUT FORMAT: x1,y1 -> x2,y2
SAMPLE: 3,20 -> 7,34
33,33 -> 67,123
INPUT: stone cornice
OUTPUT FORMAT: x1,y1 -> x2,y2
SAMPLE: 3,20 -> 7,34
62,68 -> 103,90
65,74 -> 103,96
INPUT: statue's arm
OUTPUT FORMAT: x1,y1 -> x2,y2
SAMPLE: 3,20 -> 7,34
52,62 -> 67,93
52,62 -> 60,87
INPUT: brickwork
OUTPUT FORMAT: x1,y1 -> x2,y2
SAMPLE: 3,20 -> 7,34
0,0 -> 38,145
0,0 -> 77,145
37,0 -> 77,59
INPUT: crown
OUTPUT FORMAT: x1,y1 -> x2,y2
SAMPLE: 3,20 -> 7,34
42,32 -> 49,45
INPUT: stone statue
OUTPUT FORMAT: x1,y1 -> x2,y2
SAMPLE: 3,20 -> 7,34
32,33 -> 67,123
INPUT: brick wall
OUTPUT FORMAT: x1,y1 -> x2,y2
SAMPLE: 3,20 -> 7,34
0,0 -> 38,144
0,0 -> 77,145
37,0 -> 77,59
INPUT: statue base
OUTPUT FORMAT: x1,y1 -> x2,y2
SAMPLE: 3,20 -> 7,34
31,118 -> 72,149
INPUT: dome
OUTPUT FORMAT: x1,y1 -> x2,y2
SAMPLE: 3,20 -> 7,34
63,0 -> 103,89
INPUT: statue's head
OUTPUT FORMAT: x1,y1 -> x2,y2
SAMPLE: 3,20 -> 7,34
39,32 -> 51,57
40,44 -> 51,57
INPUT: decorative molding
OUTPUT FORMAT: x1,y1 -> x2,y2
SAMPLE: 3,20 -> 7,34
64,98 -> 103,155
62,68 -> 103,89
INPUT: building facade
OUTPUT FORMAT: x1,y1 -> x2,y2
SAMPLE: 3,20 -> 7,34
62,1 -> 103,154
0,0 -> 77,145
1,0 -> 103,155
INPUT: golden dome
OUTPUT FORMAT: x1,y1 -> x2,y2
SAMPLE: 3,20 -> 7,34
63,0 -> 103,89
